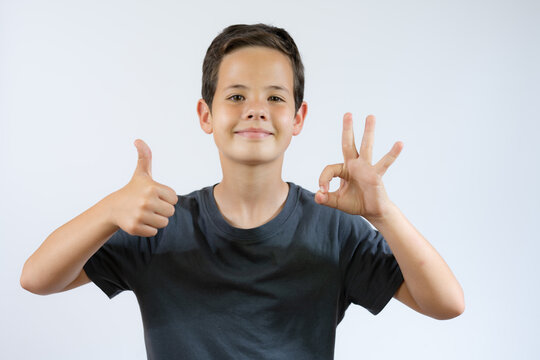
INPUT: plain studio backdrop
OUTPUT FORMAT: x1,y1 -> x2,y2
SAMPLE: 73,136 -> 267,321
1,0 -> 539,359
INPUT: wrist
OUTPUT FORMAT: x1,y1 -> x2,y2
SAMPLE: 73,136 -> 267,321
365,201 -> 399,227
99,192 -> 121,230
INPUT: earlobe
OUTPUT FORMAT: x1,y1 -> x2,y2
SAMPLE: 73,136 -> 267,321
292,101 -> 308,136
197,99 -> 213,134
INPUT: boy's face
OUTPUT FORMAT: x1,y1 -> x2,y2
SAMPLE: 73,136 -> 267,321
198,46 -> 307,167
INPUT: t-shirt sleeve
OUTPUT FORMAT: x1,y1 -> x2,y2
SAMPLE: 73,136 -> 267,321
83,227 -> 162,299
340,213 -> 404,315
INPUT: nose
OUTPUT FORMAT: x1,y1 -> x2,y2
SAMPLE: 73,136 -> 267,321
247,112 -> 266,120
244,100 -> 268,120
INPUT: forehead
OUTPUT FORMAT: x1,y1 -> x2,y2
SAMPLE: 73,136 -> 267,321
216,46 -> 294,91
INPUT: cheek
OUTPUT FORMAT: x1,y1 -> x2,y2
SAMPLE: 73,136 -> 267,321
277,119 -> 296,138
273,105 -> 295,120
223,107 -> 243,122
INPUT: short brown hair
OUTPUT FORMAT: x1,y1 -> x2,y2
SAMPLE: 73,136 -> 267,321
201,23 -> 305,114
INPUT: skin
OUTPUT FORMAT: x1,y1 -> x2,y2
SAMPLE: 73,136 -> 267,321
315,113 -> 465,319
197,46 -> 465,319
197,46 -> 307,229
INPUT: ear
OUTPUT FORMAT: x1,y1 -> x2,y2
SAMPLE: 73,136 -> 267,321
292,101 -> 308,136
197,99 -> 213,134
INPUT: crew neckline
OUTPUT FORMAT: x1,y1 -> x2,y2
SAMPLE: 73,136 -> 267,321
200,181 -> 299,243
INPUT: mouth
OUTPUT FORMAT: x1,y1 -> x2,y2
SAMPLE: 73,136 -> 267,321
234,131 -> 273,139
234,127 -> 274,138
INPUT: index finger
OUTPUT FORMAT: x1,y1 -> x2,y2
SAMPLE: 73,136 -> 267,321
157,184 -> 179,205
342,112 -> 359,161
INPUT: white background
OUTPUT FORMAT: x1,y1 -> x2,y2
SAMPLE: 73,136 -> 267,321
2,0 -> 539,359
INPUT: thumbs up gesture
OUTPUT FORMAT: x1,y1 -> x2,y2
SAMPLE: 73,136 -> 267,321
108,139 -> 178,237
315,113 -> 403,222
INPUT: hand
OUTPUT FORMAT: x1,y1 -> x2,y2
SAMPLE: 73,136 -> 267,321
315,113 -> 403,221
108,139 -> 178,237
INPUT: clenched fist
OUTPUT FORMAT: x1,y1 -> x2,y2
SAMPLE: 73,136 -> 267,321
108,139 -> 178,237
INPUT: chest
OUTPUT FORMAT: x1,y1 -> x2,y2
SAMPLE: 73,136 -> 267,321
138,240 -> 341,321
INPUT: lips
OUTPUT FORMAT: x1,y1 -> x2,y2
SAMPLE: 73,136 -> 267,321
234,127 -> 273,135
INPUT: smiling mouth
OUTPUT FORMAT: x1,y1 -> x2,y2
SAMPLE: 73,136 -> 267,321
234,131 -> 273,139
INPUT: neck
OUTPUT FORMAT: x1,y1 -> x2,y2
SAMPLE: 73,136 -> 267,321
213,153 -> 289,228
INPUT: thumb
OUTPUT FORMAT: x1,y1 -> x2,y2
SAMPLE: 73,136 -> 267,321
315,187 -> 339,208
315,163 -> 342,208
133,139 -> 152,178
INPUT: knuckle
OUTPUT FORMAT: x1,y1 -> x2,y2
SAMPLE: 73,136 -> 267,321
150,185 -> 160,196
143,185 -> 157,198
140,197 -> 152,210
134,210 -> 145,224
127,221 -> 137,236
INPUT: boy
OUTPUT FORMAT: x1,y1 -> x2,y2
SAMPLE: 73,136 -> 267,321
20,23 -> 464,359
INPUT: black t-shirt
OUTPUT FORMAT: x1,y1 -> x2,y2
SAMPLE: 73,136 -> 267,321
83,181 -> 404,359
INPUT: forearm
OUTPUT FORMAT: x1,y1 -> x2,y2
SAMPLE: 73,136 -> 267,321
20,194 -> 119,295
367,203 -> 465,318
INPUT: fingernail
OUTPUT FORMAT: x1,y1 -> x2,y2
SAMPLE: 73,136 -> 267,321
320,185 -> 325,193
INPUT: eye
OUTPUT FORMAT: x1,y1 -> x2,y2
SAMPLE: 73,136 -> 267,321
269,96 -> 284,102
228,94 -> 245,102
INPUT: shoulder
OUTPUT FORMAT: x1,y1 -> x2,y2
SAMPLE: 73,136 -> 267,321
174,184 -> 215,213
295,184 -> 380,250
293,182 -> 333,214
292,182 -> 350,230
294,182 -> 369,221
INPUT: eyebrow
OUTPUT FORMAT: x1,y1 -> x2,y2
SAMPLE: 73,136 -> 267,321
224,84 -> 290,94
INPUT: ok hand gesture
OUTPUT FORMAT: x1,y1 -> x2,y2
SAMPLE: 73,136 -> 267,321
315,113 -> 403,221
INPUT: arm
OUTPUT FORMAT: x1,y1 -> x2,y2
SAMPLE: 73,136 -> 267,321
315,113 -> 464,320
368,204 -> 465,320
20,139 -> 178,295
20,194 -> 119,295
